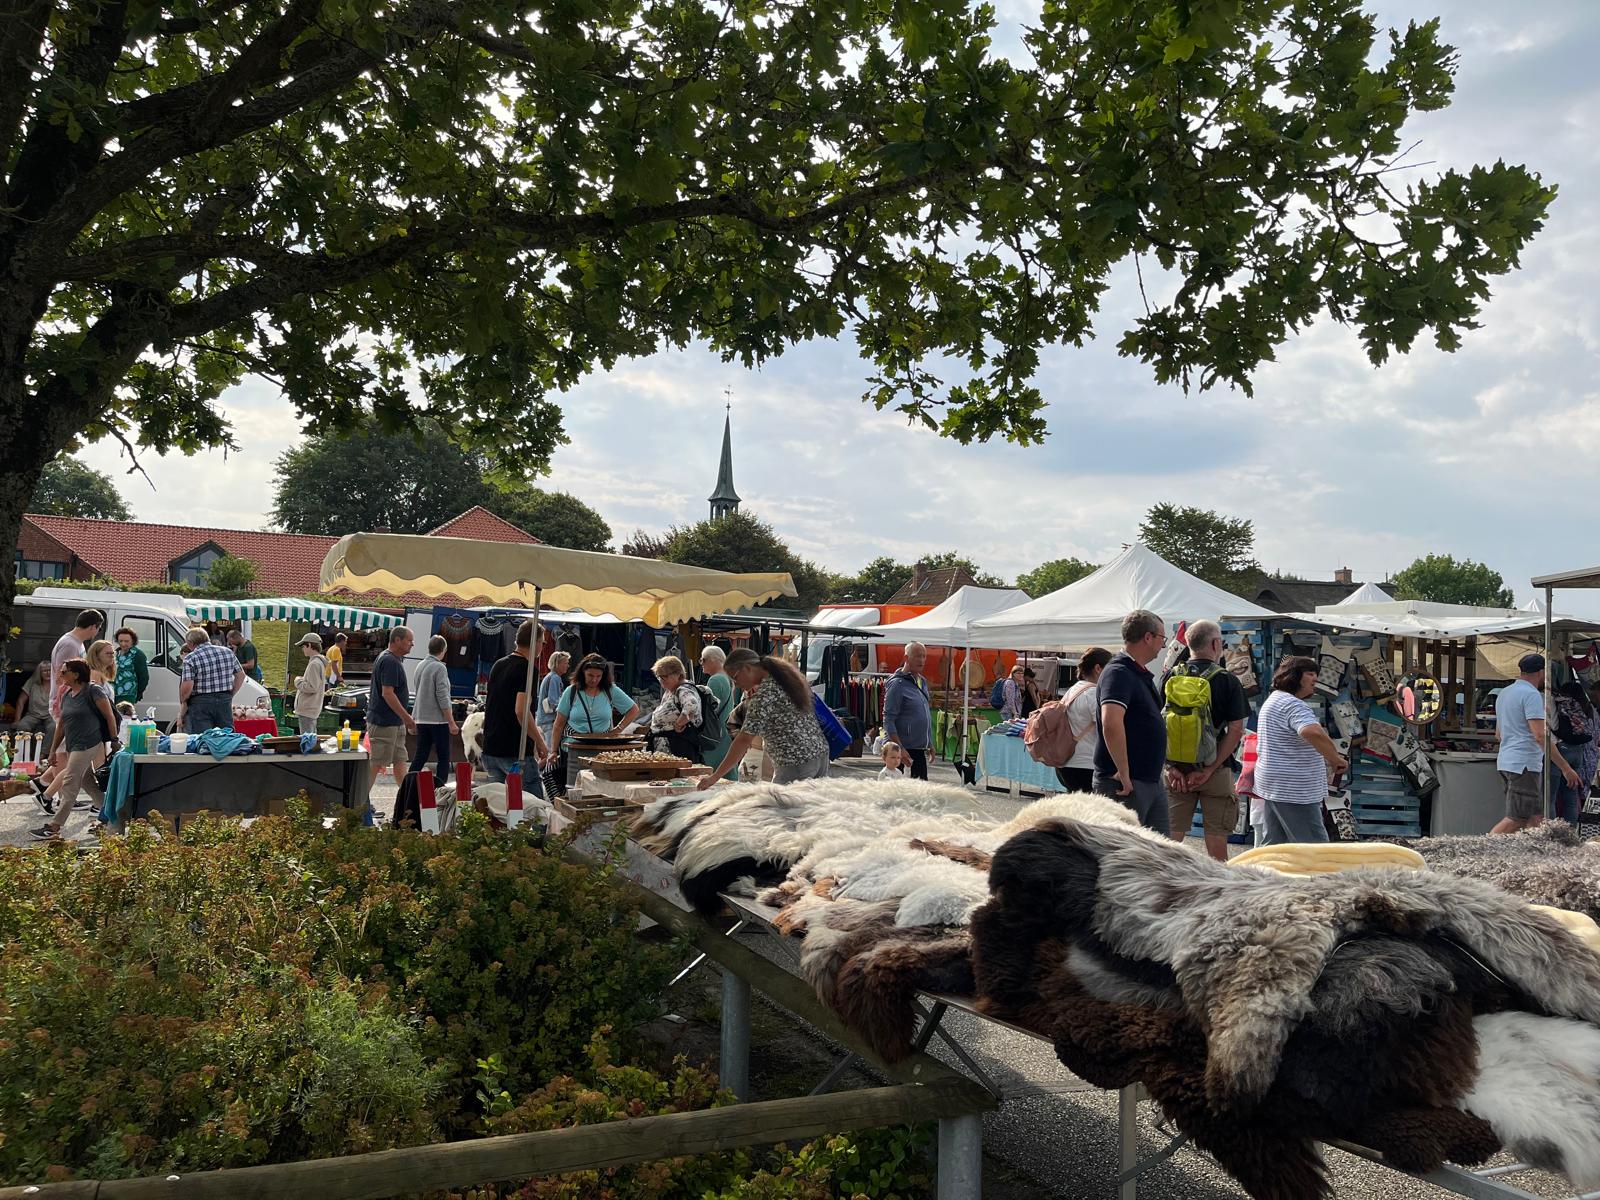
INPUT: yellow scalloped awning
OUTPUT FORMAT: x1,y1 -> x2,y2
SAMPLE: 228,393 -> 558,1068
319,532 -> 796,625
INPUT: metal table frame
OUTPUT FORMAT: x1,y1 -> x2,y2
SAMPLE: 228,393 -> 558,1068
125,750 -> 367,827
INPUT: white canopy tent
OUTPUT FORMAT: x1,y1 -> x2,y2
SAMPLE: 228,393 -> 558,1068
1294,599 -> 1588,640
952,545 -> 1271,761
1332,581 -> 1392,607
965,543 -> 1273,650
857,585 -> 1032,644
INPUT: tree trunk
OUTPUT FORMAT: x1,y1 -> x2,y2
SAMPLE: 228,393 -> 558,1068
0,365 -> 59,661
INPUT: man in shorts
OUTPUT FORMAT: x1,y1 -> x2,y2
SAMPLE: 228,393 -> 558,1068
1163,620 -> 1248,860
1492,652 -> 1579,834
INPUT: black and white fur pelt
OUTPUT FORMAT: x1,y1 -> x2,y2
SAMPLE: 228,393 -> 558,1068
460,710 -> 485,766
630,778 -> 993,915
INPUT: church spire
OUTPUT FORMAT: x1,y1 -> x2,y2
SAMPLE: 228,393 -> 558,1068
708,393 -> 740,520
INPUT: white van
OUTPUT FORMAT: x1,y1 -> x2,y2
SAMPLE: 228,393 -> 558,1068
6,588 -> 269,729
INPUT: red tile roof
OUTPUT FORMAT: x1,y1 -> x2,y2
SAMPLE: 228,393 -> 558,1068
427,506 -> 540,543
22,514 -> 337,594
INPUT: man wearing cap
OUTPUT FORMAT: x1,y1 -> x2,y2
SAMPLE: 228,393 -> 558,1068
1492,652 -> 1580,834
291,633 -> 331,735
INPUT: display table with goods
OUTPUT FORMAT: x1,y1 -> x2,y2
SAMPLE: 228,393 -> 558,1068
974,721 -> 1065,797
113,736 -> 371,830
625,780 -> 1600,1200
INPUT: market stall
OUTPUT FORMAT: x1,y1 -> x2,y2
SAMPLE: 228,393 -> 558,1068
320,532 -> 798,772
962,545 -> 1274,794
184,596 -> 407,712
855,585 -> 1030,760
1272,599 -> 1600,836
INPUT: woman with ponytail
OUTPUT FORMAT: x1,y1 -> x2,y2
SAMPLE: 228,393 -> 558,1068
697,647 -> 829,787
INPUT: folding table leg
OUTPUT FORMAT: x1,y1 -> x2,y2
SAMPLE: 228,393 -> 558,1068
937,1112 -> 983,1200
1118,1085 -> 1140,1200
719,967 -> 751,1101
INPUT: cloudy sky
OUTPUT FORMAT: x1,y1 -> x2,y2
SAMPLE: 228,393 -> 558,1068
83,0 -> 1600,607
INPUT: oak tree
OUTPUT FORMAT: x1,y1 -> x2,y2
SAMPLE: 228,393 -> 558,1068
29,457 -> 134,520
2,0 -> 1553,634
1390,553 -> 1513,608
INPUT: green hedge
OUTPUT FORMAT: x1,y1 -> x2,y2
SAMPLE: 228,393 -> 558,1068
0,807 -> 676,1182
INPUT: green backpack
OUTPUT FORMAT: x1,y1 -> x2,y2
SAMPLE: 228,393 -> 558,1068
1163,662 -> 1222,766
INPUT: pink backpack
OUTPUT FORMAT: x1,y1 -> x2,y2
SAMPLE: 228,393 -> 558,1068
1023,682 -> 1093,768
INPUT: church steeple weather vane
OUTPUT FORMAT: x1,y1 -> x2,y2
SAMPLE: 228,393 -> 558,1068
708,388 -> 741,520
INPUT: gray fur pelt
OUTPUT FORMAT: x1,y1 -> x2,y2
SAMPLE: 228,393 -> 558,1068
1411,821 -> 1600,923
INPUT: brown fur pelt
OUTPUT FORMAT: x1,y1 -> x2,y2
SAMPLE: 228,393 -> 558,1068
1021,964 -> 1499,1200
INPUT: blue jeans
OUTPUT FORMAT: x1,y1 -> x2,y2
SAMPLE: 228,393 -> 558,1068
409,723 -> 452,782
185,693 -> 233,734
481,754 -> 546,797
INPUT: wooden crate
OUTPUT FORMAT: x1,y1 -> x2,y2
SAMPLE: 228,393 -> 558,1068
588,760 -> 690,782
555,796 -> 640,822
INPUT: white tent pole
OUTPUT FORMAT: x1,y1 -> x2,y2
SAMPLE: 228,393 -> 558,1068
959,629 -> 972,763
516,586 -> 542,769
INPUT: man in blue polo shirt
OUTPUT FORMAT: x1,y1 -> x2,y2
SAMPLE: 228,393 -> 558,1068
1093,609 -> 1171,834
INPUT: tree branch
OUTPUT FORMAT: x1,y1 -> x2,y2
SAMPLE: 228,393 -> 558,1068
53,234 -> 300,283
14,39 -> 379,278
0,0 -> 52,195
3,1 -> 131,225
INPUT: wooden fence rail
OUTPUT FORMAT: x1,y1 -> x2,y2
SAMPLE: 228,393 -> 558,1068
0,1077 -> 989,1200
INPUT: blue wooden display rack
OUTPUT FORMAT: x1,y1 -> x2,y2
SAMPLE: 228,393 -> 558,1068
1348,753 -> 1421,837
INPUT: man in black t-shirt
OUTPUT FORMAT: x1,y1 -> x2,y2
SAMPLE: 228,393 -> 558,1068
1092,609 -> 1171,835
480,618 -> 549,791
1162,620 -> 1248,861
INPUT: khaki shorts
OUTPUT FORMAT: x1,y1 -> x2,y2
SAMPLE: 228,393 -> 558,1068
1168,765 -> 1239,836
1501,769 -> 1542,821
367,723 -> 408,768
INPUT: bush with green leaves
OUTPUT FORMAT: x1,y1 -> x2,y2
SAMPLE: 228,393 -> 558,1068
473,1032 -> 931,1200
0,805 -> 675,1182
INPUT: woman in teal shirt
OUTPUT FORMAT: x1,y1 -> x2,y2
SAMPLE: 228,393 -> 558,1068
548,653 -> 641,791
698,645 -> 739,781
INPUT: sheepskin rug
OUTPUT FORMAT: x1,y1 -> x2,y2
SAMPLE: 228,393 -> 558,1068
631,780 -> 1600,1200
1411,820 -> 1600,922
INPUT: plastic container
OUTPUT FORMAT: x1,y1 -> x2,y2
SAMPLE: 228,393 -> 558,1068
168,732 -> 190,754
127,720 -> 157,754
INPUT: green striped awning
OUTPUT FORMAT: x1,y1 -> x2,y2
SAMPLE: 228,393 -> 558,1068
184,597 -> 404,630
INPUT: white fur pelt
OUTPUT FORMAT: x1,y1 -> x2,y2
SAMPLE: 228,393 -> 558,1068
450,779 -> 552,826
1464,1012 -> 1600,1188
460,711 -> 485,765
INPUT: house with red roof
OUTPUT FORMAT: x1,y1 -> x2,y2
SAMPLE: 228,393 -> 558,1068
15,506 -> 541,600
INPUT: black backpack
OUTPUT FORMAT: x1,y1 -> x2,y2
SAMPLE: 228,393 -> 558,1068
689,683 -> 723,753
989,678 -> 1006,709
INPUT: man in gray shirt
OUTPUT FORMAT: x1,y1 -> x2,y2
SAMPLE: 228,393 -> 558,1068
883,641 -> 932,780
409,634 -> 457,783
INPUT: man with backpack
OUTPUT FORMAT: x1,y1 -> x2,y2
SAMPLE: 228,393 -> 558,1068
1161,620 -> 1249,861
883,642 -> 932,780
